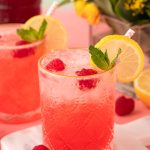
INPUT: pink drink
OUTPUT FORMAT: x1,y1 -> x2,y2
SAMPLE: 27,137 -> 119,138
0,24 -> 45,123
39,49 -> 116,150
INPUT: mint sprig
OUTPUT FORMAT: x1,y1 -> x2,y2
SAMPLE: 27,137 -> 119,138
89,45 -> 121,70
17,19 -> 47,42
110,47 -> 122,68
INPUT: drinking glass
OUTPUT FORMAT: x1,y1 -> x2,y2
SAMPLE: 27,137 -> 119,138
0,24 -> 45,123
38,49 -> 116,150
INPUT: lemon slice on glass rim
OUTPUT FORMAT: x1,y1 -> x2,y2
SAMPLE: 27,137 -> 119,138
94,35 -> 144,83
134,69 -> 150,107
23,15 -> 68,51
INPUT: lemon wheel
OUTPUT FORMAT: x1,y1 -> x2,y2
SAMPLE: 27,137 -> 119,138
23,15 -> 68,51
95,35 -> 144,82
134,69 -> 150,107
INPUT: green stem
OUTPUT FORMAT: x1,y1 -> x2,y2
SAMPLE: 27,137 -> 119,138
58,0 -> 72,7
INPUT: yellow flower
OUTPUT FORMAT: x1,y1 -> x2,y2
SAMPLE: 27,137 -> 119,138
125,0 -> 147,16
74,1 -> 100,25
82,2 -> 100,25
74,0 -> 86,16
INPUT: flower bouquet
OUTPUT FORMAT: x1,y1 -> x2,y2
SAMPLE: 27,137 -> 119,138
59,0 -> 150,53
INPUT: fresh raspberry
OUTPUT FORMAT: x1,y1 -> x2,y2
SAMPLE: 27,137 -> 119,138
75,68 -> 98,90
76,68 -> 97,76
77,79 -> 98,90
15,40 -> 30,45
45,58 -> 65,71
32,145 -> 49,150
115,96 -> 135,116
12,40 -> 34,58
12,47 -> 35,58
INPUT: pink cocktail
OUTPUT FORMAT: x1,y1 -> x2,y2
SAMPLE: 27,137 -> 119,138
39,49 -> 116,150
0,24 -> 45,123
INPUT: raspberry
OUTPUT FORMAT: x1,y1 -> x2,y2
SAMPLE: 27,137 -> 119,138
75,68 -> 98,90
45,58 -> 65,71
32,145 -> 49,150
15,40 -> 30,46
12,47 -> 35,58
115,96 -> 135,116
12,40 -> 34,58
76,68 -> 97,76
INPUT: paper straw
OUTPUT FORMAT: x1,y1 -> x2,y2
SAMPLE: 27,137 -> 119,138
124,29 -> 135,38
46,1 -> 59,16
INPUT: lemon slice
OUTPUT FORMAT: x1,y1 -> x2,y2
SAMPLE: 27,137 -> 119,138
23,15 -> 68,51
95,35 -> 144,82
134,69 -> 150,107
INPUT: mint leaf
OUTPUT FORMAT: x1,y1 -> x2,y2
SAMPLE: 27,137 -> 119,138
17,28 -> 38,42
38,19 -> 47,39
89,45 -> 122,70
104,50 -> 110,66
29,27 -> 39,39
110,48 -> 122,67
17,19 -> 47,42
89,45 -> 109,70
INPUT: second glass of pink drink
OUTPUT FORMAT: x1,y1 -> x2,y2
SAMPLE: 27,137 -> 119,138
0,24 -> 45,123
39,49 -> 116,150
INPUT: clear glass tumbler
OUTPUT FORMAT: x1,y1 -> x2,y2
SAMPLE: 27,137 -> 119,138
38,49 -> 116,150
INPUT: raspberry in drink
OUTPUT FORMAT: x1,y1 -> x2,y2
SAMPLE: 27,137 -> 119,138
38,49 -> 116,150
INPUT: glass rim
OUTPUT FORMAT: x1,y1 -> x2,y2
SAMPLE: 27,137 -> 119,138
38,51 -> 116,79
0,39 -> 44,50
0,23 -> 44,50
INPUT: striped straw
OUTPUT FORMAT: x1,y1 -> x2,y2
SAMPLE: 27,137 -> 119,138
46,1 -> 59,16
124,29 -> 135,38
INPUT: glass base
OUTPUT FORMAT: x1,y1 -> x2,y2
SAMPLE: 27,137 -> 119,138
0,107 -> 40,124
